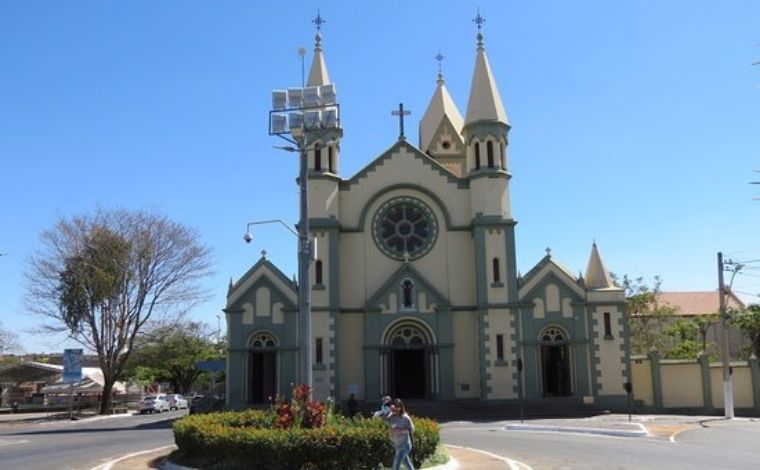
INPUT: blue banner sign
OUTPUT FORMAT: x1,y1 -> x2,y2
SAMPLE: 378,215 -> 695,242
62,349 -> 83,384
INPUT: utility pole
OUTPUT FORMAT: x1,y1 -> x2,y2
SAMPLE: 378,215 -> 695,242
718,252 -> 735,419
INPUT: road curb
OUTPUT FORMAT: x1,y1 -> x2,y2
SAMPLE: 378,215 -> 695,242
504,423 -> 647,438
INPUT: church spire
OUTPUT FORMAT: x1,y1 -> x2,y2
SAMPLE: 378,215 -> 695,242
584,242 -> 615,289
464,11 -> 508,126
419,51 -> 464,156
307,11 -> 331,86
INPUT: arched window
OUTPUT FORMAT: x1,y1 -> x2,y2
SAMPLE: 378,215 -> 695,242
250,332 -> 277,348
315,147 -> 322,171
474,142 -> 481,170
492,257 -> 501,283
401,279 -> 415,308
541,327 -> 566,342
315,259 -> 323,285
328,146 -> 334,173
487,141 -> 494,168
500,142 -> 506,169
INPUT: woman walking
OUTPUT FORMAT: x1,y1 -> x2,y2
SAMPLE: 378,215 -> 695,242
386,398 -> 415,470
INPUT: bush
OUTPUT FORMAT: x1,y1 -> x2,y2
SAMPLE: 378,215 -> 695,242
173,408 -> 440,469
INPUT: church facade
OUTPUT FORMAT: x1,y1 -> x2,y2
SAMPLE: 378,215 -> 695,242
225,22 -> 629,410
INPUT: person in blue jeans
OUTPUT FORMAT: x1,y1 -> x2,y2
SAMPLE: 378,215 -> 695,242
385,398 -> 415,470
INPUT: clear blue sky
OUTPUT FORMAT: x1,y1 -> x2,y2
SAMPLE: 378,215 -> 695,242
1,1 -> 759,353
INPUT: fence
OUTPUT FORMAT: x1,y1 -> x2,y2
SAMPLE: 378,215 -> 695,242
630,352 -> 760,415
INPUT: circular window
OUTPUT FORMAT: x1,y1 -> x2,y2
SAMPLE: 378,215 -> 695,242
441,140 -> 451,150
372,197 -> 438,260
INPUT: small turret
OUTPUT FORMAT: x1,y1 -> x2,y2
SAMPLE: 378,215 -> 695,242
584,242 -> 615,289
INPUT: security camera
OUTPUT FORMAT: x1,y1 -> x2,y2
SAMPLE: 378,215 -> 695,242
243,232 -> 253,244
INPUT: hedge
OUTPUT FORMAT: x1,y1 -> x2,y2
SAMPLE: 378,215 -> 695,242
173,409 -> 440,469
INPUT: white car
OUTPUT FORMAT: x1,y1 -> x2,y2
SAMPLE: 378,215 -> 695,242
139,394 -> 170,414
166,394 -> 189,410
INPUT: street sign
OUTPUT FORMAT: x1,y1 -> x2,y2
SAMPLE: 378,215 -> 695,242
62,349 -> 83,384
195,360 -> 225,373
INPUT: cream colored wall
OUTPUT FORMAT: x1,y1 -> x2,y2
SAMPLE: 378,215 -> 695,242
660,362 -> 703,407
710,364 -> 754,409
340,147 -> 472,227
484,309 -> 515,398
312,311 -> 334,401
469,176 -> 509,219
452,311 -> 480,398
592,306 -> 626,395
311,231 -> 330,308
339,313 -> 365,399
630,357 -> 653,406
310,180 -> 340,219
339,234 -> 366,306
485,230 -> 507,304
340,186 -> 475,309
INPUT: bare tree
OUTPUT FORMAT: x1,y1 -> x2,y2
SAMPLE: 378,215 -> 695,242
25,209 -> 212,414
0,322 -> 21,355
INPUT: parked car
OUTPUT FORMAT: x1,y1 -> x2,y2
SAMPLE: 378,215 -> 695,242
166,394 -> 188,410
139,394 -> 170,414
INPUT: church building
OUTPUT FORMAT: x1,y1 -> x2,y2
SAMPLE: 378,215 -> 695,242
225,18 -> 629,410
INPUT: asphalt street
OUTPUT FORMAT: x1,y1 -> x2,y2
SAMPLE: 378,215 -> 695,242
441,417 -> 760,470
0,411 -> 183,470
2,412 -> 760,469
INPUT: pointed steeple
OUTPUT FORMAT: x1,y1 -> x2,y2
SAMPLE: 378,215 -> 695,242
584,242 -> 615,289
307,11 -> 330,86
464,12 -> 508,126
419,54 -> 465,154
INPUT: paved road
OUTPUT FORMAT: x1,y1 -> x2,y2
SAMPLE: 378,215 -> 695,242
0,411 -> 184,470
441,417 -> 760,470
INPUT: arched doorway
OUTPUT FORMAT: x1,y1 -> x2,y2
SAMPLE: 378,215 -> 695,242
248,332 -> 277,404
384,322 -> 435,400
539,326 -> 572,397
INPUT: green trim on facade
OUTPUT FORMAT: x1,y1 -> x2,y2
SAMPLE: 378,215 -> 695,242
462,120 -> 510,142
648,351 -> 664,408
340,140 -> 468,191
698,354 -> 714,409
750,357 -> 760,410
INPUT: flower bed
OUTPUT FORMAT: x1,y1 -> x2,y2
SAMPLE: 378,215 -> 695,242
172,387 -> 440,469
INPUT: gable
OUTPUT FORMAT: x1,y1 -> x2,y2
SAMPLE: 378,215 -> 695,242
518,256 -> 585,301
227,258 -> 297,308
364,263 -> 450,313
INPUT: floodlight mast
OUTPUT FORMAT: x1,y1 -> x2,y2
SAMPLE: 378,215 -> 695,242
267,67 -> 340,397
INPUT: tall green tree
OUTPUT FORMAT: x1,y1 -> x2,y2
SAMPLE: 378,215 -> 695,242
730,304 -> 760,358
127,321 -> 222,394
613,274 -> 677,355
26,209 -> 212,414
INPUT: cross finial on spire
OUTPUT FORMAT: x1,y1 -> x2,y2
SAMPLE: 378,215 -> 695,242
312,10 -> 325,31
545,247 -> 552,257
473,8 -> 486,49
435,51 -> 445,82
261,249 -> 268,259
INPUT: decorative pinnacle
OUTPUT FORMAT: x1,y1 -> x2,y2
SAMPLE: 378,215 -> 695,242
473,9 -> 486,49
435,51 -> 445,83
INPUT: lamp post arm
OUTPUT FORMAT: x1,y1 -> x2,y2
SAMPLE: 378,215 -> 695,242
246,220 -> 298,238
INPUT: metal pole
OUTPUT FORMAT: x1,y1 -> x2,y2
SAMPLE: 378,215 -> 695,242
298,142 -> 313,393
718,252 -> 734,419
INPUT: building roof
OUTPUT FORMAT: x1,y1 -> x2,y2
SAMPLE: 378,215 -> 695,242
419,74 -> 464,152
306,32 -> 330,87
464,32 -> 508,127
584,242 -> 615,289
657,291 -> 746,316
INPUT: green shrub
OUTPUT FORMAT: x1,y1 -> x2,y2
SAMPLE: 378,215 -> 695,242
173,409 -> 440,469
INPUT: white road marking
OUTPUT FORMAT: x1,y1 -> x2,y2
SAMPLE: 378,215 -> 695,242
88,444 -> 175,470
446,444 -> 533,470
0,439 -> 30,446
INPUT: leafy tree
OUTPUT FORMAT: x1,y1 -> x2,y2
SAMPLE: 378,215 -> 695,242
127,321 -> 222,394
730,304 -> 760,358
661,319 -> 703,359
613,274 -> 677,355
25,209 -> 212,414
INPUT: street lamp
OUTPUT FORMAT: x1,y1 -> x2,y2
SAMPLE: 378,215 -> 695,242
262,67 -> 340,392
